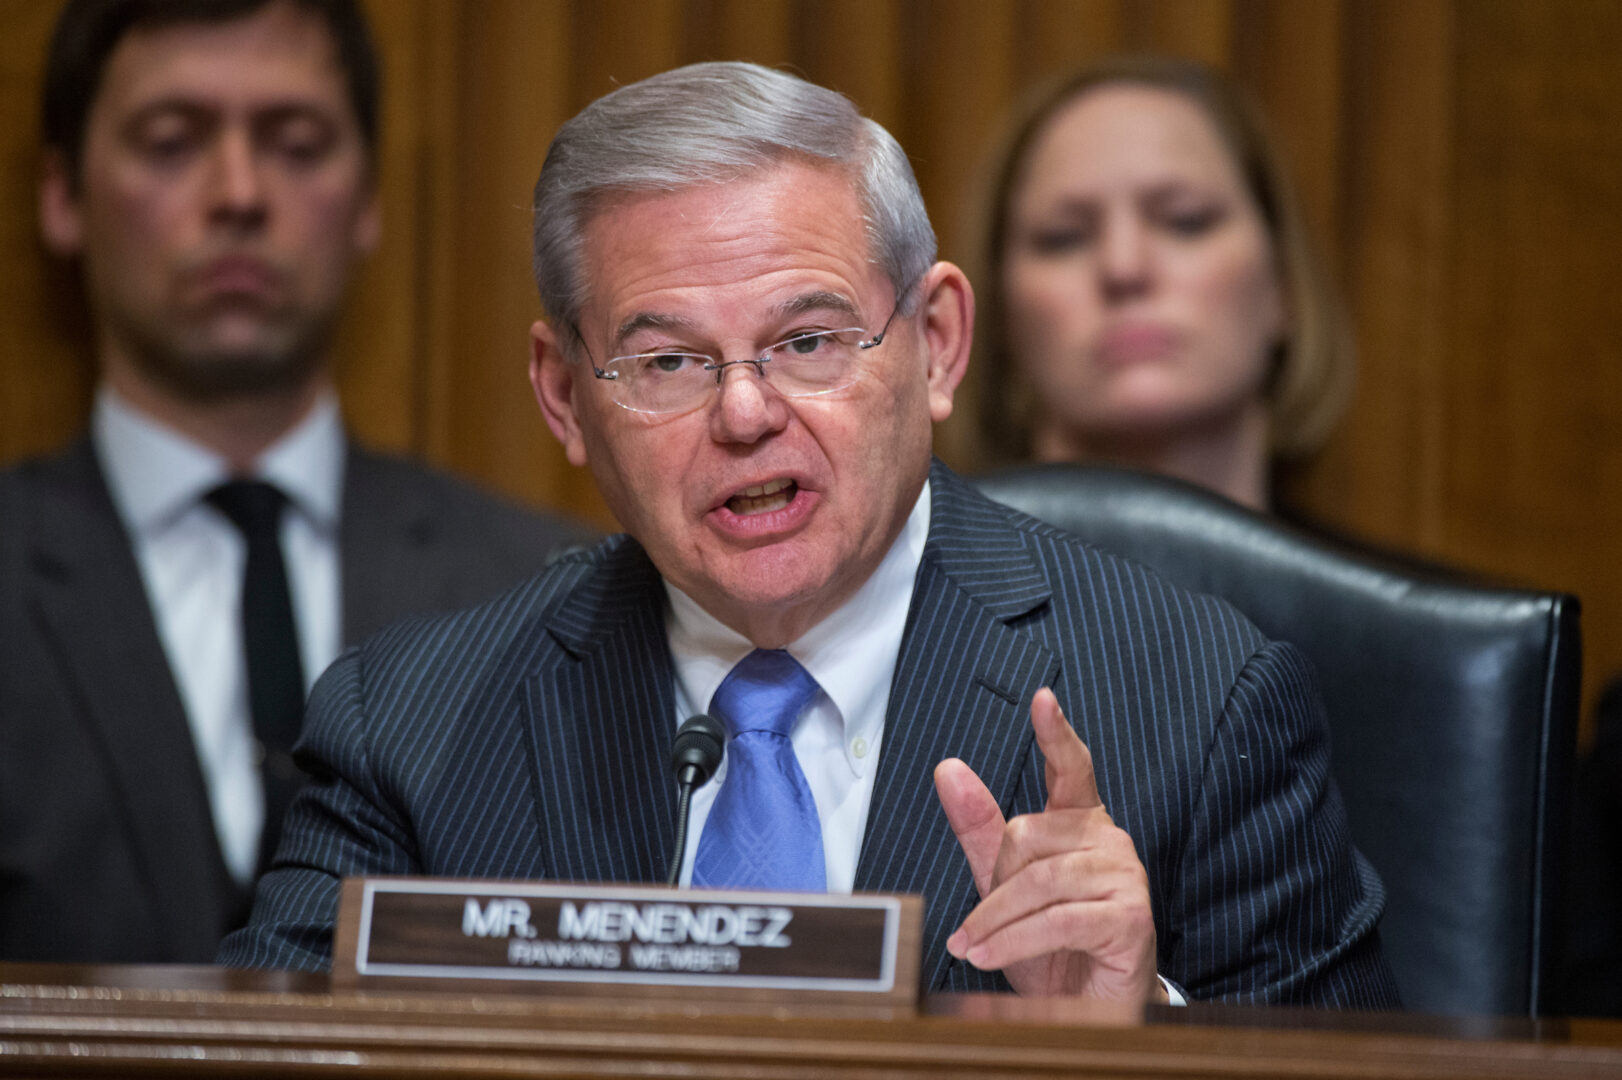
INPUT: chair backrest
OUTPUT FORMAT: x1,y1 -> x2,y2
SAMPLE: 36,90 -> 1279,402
973,463 -> 1580,1017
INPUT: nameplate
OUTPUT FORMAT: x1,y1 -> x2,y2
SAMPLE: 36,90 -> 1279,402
333,877 -> 922,1007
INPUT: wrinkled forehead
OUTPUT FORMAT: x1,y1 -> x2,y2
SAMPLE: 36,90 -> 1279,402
573,163 -> 884,334
575,150 -> 872,255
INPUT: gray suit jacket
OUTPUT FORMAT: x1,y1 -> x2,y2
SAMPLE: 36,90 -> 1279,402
0,437 -> 591,963
220,463 -> 1397,1006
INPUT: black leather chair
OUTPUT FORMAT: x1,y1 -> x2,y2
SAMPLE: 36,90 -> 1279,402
973,463 -> 1580,1017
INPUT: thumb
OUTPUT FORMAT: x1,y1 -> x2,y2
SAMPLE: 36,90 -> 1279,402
933,758 -> 1005,899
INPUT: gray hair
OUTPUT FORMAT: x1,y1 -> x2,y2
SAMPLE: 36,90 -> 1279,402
531,62 -> 936,338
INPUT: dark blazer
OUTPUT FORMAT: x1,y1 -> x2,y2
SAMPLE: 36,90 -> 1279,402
0,437 -> 591,963
220,462 -> 1397,1006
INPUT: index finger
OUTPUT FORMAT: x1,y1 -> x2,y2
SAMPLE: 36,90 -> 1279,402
1031,687 -> 1102,811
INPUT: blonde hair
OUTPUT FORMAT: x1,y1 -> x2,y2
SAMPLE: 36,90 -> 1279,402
965,55 -> 1354,467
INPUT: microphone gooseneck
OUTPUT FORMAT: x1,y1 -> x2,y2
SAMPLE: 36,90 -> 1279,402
667,713 -> 726,886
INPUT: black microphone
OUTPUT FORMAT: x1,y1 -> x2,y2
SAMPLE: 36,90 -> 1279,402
667,713 -> 725,886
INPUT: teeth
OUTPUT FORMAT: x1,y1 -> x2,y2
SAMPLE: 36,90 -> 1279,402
727,479 -> 795,515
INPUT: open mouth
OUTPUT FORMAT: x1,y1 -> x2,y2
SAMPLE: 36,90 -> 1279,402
725,478 -> 796,516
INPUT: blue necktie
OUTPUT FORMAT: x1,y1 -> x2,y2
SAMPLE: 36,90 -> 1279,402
692,649 -> 826,891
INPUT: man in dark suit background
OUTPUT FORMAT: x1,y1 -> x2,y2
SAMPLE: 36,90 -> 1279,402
0,0 -> 588,964
222,61 -> 1397,1007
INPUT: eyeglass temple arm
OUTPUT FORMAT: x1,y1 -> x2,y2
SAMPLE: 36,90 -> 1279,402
859,278 -> 919,349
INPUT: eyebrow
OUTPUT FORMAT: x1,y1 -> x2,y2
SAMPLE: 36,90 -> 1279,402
120,99 -> 215,131
124,94 -> 339,122
774,290 -> 862,323
612,312 -> 695,350
611,290 -> 864,351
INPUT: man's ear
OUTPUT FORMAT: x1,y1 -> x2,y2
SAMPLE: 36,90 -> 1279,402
917,261 -> 975,424
38,148 -> 84,257
530,319 -> 590,467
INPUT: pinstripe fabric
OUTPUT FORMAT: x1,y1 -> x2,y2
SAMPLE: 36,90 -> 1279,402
220,462 -> 1398,1008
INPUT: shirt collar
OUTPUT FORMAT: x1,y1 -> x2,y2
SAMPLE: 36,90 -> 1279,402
93,384 -> 346,536
259,394 -> 345,531
665,479 -> 931,754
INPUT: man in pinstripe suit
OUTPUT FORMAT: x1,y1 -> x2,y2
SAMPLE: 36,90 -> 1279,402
222,63 -> 1398,1008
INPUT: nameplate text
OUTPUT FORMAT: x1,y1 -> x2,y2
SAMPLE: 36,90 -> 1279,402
333,878 -> 921,1007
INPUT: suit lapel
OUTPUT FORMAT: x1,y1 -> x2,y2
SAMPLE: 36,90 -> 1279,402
855,464 -> 1059,989
339,445 -> 427,644
521,540 -> 678,885
25,443 -> 237,955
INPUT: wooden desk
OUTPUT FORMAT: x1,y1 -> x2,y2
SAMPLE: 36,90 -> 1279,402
2,964 -> 1620,1078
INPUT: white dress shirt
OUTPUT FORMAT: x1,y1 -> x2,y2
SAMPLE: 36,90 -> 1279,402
667,481 -> 931,892
92,386 -> 345,885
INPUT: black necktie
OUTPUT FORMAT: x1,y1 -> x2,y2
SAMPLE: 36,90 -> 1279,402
206,479 -> 306,873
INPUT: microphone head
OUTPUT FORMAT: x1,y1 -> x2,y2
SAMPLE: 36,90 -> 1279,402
671,713 -> 726,786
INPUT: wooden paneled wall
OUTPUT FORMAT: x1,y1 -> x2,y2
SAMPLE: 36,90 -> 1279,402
4,1 -> 1620,730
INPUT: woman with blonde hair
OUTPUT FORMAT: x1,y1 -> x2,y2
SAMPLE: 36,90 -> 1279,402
967,54 -> 1353,512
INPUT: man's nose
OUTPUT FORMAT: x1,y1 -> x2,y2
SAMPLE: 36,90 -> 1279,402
708,359 -> 790,444
208,129 -> 268,228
